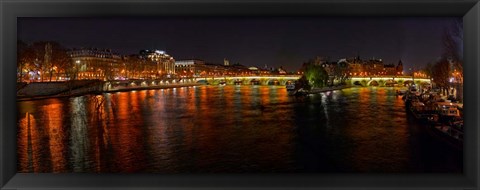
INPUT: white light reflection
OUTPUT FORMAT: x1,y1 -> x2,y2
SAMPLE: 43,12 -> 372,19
321,93 -> 330,128
69,96 -> 90,172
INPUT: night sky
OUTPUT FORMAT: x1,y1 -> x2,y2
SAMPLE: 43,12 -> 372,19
18,17 -> 461,72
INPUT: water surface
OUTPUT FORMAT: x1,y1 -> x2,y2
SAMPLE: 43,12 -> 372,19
17,86 -> 462,173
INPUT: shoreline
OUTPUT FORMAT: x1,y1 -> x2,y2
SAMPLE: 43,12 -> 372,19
16,83 -> 202,102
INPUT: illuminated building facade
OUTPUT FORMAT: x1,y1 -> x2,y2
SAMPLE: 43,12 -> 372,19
248,67 -> 271,75
176,59 -> 258,77
175,59 -> 206,77
139,50 -> 176,77
68,48 -> 122,80
342,56 -> 404,76
68,48 -> 177,80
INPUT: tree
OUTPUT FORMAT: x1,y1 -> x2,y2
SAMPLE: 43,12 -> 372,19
30,41 -> 48,81
17,40 -> 35,82
50,43 -> 71,81
29,41 -> 70,82
431,58 -> 451,94
303,61 -> 328,88
422,62 -> 434,78
442,19 -> 463,62
442,19 -> 463,80
295,75 -> 311,91
65,60 -> 79,81
431,19 -> 463,99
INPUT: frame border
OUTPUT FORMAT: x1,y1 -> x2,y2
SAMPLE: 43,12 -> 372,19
1,0 -> 479,190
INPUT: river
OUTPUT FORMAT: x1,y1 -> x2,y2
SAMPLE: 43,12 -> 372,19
17,85 -> 462,173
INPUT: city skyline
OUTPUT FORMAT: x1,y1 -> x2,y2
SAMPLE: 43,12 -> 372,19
18,17 -> 461,72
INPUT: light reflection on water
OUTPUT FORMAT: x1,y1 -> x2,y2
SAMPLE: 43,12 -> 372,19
17,86 -> 462,173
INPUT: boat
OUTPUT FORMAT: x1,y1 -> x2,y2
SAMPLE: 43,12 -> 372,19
286,83 -> 296,91
428,120 -> 463,149
404,93 -> 418,108
288,88 -> 308,97
409,100 -> 430,120
403,85 -> 420,105
427,102 -> 461,127
425,101 -> 463,148
294,89 -> 309,97
433,102 -> 461,118
404,89 -> 464,149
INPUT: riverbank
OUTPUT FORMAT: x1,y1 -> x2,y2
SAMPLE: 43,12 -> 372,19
16,83 -> 202,102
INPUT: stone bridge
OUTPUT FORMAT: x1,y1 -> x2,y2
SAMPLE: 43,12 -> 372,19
349,76 -> 431,87
194,75 -> 302,85
103,75 -> 430,90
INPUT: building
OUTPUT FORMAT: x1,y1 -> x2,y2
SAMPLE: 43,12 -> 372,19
227,63 -> 250,76
248,66 -> 271,75
396,60 -> 404,75
204,63 -> 229,76
175,59 -> 206,77
383,64 -> 397,75
139,50 -> 176,77
383,61 -> 405,76
121,54 -> 160,79
224,58 -> 230,66
277,66 -> 287,75
68,48 -> 123,80
176,59 -> 259,77
341,56 -> 404,76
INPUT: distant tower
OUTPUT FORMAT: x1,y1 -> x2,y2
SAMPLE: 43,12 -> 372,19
397,59 -> 404,74
224,58 -> 230,66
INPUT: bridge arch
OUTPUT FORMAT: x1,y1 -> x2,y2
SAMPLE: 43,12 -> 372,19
284,80 -> 295,85
129,81 -> 139,87
368,80 -> 379,86
248,78 -> 260,85
231,78 -> 244,85
266,79 -> 280,85
396,79 -> 405,86
403,80 -> 414,86
378,79 -> 386,87
208,79 -> 222,85
225,78 -> 235,85
360,80 -> 368,86
385,79 -> 396,86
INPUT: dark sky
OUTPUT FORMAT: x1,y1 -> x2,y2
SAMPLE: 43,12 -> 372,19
18,17 -> 461,72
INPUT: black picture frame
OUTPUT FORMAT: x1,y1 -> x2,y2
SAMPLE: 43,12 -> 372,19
1,0 -> 479,189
